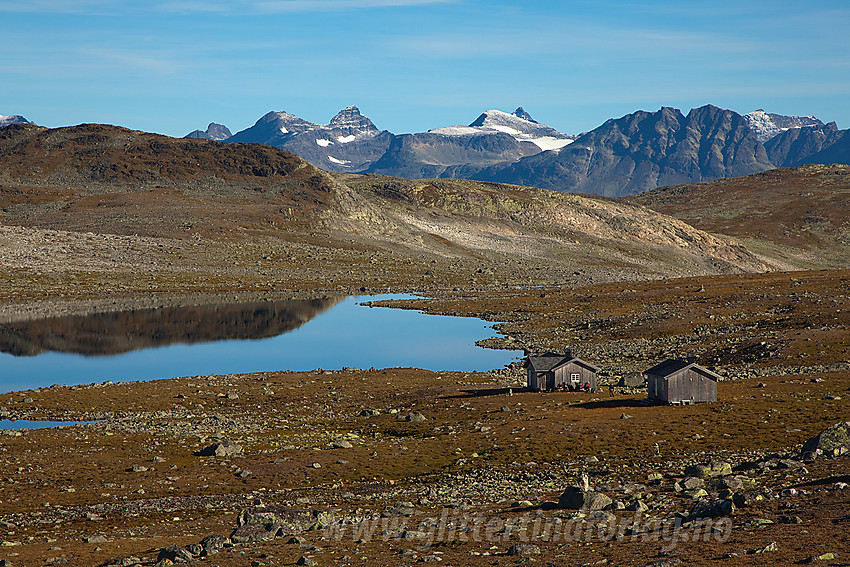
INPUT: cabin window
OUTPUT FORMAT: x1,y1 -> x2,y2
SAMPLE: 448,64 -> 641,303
571,373 -> 580,383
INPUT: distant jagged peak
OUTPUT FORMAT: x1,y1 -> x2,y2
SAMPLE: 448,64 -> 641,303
744,109 -> 825,142
329,105 -> 378,132
184,122 -> 232,141
512,107 -> 537,123
0,114 -> 31,127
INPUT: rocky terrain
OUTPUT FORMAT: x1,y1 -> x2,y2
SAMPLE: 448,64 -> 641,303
0,121 -> 848,565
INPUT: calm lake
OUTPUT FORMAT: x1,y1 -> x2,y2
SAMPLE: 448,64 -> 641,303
0,295 -> 521,393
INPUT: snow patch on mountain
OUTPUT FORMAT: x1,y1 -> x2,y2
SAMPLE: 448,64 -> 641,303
328,156 -> 351,166
428,107 -> 574,151
744,109 -> 825,142
316,139 -> 332,147
337,135 -> 356,143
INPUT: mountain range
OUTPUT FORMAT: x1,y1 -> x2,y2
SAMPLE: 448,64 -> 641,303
183,104 -> 849,197
3,106 -> 847,198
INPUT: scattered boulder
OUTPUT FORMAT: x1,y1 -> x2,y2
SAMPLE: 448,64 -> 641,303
156,544 -> 194,563
684,460 -> 732,478
626,500 -> 649,513
689,497 -> 734,519
197,440 -> 243,457
331,438 -> 353,449
751,541 -> 778,554
801,421 -> 850,459
681,477 -> 704,490
403,411 -> 426,422
237,506 -> 333,534
558,486 -> 613,511
801,552 -> 838,563
359,409 -> 380,417
507,543 -> 541,556
641,559 -> 682,567
230,522 -> 278,544
198,534 -> 229,556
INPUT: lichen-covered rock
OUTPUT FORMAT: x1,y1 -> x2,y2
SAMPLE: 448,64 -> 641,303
229,522 -> 278,544
802,421 -> 850,459
684,460 -> 732,478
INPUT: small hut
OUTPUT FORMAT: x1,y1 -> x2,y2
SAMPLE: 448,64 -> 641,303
526,350 -> 599,392
644,359 -> 720,404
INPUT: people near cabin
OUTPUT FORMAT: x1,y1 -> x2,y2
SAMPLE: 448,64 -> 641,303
608,384 -> 615,397
583,382 -> 590,392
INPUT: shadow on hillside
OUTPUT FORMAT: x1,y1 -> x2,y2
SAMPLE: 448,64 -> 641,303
442,387 -> 518,399
791,474 -> 850,488
571,398 -> 653,410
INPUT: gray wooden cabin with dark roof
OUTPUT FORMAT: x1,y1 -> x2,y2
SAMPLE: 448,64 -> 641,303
526,351 -> 599,392
644,359 -> 720,404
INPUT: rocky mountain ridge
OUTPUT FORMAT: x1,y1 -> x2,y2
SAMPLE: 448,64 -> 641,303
184,104 -> 848,197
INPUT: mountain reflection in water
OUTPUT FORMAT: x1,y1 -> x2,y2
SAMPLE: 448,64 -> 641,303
0,298 -> 342,356
0,295 -> 521,394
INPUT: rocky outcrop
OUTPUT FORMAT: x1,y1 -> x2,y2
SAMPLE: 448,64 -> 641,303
802,421 -> 850,459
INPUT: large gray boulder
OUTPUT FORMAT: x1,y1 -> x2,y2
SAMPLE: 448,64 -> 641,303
689,497 -> 735,519
558,486 -> 613,511
198,440 -> 243,457
802,421 -> 850,459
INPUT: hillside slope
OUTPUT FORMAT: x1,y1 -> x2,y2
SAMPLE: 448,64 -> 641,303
626,164 -> 850,267
0,122 -> 784,307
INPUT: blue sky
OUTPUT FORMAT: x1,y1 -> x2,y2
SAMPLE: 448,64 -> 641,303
2,0 -> 848,138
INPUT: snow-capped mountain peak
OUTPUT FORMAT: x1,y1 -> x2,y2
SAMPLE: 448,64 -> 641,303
430,108 -> 574,151
0,114 -> 31,127
744,109 -> 825,142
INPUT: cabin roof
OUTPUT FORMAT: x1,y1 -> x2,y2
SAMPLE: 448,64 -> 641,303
644,359 -> 721,381
528,353 -> 600,373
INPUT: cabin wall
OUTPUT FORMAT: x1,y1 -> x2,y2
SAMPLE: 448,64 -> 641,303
661,369 -> 717,403
553,362 -> 597,390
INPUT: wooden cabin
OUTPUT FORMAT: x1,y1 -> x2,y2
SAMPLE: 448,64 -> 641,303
526,351 -> 599,392
644,359 -> 720,404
